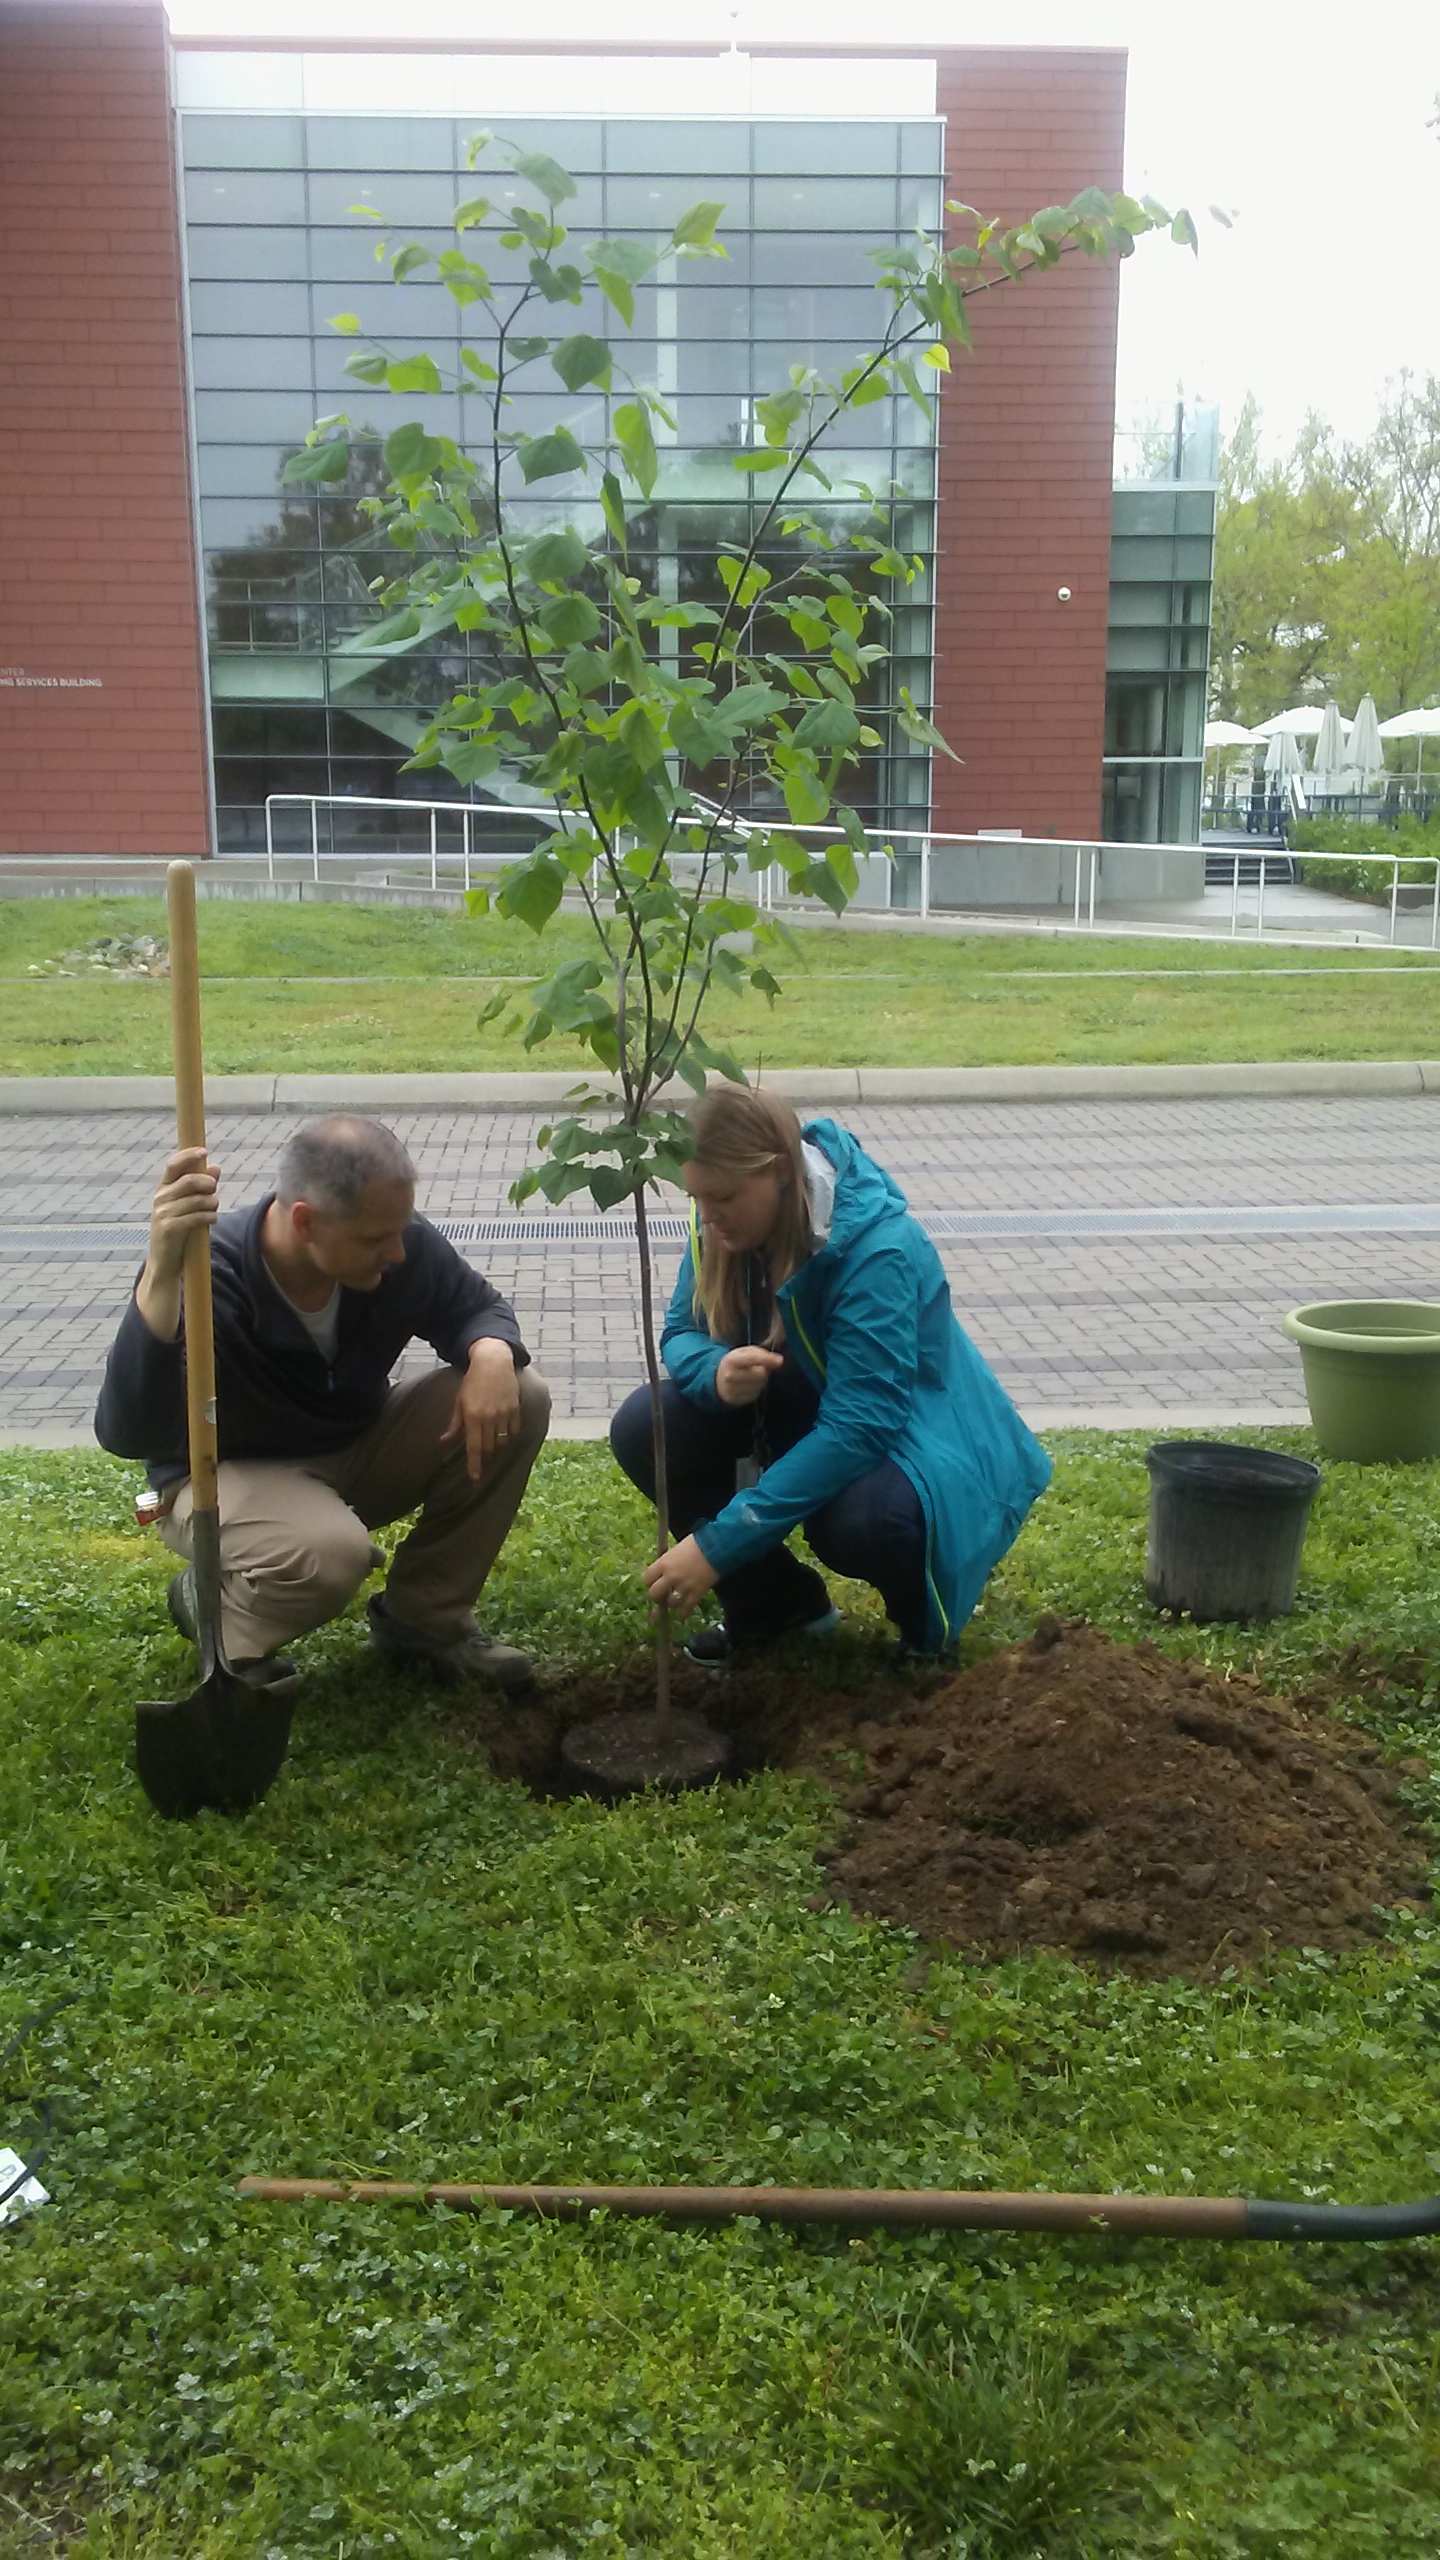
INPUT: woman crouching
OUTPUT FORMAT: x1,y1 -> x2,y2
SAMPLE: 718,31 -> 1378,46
609,1086 -> 1052,1665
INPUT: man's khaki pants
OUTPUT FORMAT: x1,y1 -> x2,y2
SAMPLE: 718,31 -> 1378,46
159,1364 -> 551,1662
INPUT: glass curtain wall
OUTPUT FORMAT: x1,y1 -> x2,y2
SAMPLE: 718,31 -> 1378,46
1104,410 -> 1217,846
180,111 -> 942,856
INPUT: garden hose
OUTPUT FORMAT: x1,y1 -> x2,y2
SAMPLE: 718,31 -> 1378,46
237,2177 -> 1440,2243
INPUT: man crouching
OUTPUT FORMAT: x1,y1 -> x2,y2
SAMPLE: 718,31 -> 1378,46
96,1114 -> 549,1692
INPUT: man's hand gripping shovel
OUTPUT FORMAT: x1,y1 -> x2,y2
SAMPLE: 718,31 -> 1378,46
134,863 -> 299,1819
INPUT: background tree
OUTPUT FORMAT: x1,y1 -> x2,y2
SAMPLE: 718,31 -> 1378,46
1212,378 -> 1440,726
286,142 -> 1191,1738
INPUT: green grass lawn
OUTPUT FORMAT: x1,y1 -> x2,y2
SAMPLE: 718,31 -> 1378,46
5,1434 -> 1440,2555
3,898 -> 1440,1075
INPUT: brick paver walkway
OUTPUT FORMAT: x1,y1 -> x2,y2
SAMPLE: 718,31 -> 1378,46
2,1096 -> 1438,1445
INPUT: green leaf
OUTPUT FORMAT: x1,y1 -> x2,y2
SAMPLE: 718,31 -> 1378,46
589,236 -> 657,328
384,421 -> 445,477
600,468 -> 628,555
733,449 -> 790,474
460,348 -> 498,383
282,440 -> 351,485
476,988 -> 510,1028
613,400 -> 658,500
496,852 -> 567,933
329,312 -> 361,335
385,354 -> 444,395
670,199 -> 725,248
523,528 -> 589,584
391,243 -> 432,282
669,705 -> 733,769
897,686 -> 960,760
551,333 -> 612,394
792,699 -> 860,752
343,349 -> 389,385
441,735 -> 501,785
518,427 -> 587,483
781,765 -> 830,827
453,195 -> 490,231
1171,206 -> 1199,252
824,838 -> 859,898
510,150 -> 577,206
543,592 -> 602,645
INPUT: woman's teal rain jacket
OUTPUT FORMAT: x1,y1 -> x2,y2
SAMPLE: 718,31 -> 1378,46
660,1117 -> 1053,1655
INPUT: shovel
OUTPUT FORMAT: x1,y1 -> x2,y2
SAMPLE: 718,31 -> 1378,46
133,862 -> 298,1819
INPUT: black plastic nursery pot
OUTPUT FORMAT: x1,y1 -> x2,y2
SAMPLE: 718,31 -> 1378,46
1143,1441 -> 1321,1623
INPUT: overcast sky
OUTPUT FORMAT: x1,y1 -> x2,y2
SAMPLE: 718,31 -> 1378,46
167,0 -> 1439,460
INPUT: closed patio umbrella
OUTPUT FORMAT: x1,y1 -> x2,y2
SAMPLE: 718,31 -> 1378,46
1347,694 -> 1385,788
1309,701 -> 1350,789
1264,725 -> 1303,783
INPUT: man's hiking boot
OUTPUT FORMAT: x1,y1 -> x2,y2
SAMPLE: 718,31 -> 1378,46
165,1569 -> 295,1688
684,1602 -> 841,1669
367,1593 -> 535,1694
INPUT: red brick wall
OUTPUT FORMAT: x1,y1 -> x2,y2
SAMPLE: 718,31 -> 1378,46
931,48 -> 1126,840
0,0 -> 211,856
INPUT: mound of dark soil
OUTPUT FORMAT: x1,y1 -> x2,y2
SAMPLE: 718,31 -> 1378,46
825,1616 -> 1433,1976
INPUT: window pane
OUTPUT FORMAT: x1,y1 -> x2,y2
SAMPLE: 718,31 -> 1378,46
312,282 -> 459,335
605,175 -> 746,230
752,176 -> 897,231
200,493 -> 317,547
185,170 -> 307,226
190,282 -> 310,333
462,119 -> 603,169
752,233 -> 887,287
306,225 -> 455,284
752,285 -> 883,340
183,113 -> 304,169
899,177 -> 942,232
194,390 -> 318,441
191,335 -> 314,390
304,116 -> 454,171
900,122 -> 944,174
215,706 -> 328,756
307,172 -> 460,227
186,227 -> 309,283
753,122 -> 898,175
605,121 -> 751,174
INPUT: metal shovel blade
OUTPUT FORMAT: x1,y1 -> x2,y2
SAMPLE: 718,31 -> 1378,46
135,1620 -> 299,1820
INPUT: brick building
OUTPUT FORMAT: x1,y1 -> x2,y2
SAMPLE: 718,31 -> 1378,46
0,2 -> 1214,866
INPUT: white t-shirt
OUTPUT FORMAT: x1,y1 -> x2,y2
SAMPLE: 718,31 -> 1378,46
264,1259 -> 341,1364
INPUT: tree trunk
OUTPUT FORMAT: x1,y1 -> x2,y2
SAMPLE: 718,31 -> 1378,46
633,1181 -> 673,1742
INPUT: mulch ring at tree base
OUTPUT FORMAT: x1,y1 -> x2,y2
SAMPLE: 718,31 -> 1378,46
821,1616 -> 1436,1978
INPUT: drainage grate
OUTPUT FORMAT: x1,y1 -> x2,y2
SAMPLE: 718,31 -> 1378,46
3,1201 -> 1440,1255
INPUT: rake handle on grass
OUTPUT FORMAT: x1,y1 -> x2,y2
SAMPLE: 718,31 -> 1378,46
168,863 -> 221,1620
234,2177 -> 1440,2241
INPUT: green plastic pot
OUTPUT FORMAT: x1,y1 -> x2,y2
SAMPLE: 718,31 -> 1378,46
1282,1300 -> 1440,1462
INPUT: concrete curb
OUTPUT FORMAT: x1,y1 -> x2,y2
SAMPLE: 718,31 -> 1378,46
0,1408 -> 1313,1452
4,1061 -> 1440,1114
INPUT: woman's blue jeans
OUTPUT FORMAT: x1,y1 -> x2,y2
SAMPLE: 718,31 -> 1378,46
609,1362 -> 930,1649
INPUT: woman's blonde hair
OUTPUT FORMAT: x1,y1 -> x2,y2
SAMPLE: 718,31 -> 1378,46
688,1084 -> 812,1345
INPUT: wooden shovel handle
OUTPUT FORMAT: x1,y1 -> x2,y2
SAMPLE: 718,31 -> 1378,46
167,863 -> 219,1517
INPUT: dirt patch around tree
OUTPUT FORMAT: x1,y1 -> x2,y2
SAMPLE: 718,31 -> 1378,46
824,1616 -> 1434,1976
449,1615 -> 1434,1979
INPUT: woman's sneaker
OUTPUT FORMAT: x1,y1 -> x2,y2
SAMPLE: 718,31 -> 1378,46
684,1604 -> 841,1668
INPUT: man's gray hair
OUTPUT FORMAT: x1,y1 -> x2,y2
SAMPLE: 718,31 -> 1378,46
275,1116 -> 416,1218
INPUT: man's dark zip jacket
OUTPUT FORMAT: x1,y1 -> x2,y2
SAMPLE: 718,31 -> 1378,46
95,1195 -> 528,1487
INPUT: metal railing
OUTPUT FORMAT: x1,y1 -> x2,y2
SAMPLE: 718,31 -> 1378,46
258,794 -> 1440,948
